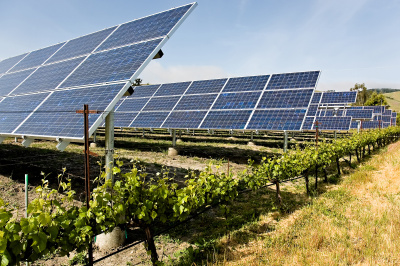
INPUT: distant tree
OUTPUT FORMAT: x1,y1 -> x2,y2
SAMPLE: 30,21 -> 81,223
133,78 -> 142,86
350,83 -> 371,105
364,91 -> 389,106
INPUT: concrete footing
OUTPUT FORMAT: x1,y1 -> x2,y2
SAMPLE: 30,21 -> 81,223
176,139 -> 183,143
168,147 -> 178,156
95,227 -> 125,251
90,142 -> 97,148
247,141 -> 256,146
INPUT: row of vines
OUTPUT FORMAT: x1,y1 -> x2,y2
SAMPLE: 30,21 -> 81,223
1,127 -> 399,265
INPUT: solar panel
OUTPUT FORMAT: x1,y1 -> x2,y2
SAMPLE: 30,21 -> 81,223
345,109 -> 373,119
266,71 -> 319,90
311,92 -> 322,103
320,91 -> 357,104
392,112 -> 397,118
363,106 -> 385,114
302,116 -> 315,130
383,109 -> 392,116
0,3 -> 197,142
350,121 -> 359,129
391,117 -> 396,126
113,71 -> 320,131
362,120 -> 381,129
313,116 -> 351,131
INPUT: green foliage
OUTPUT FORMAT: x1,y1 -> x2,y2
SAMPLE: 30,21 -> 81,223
351,83 -> 370,105
0,127 -> 400,265
364,91 -> 389,106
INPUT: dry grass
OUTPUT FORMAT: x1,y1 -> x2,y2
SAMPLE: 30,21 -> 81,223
214,141 -> 400,265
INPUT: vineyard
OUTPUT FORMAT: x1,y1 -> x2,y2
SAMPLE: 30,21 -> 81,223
1,127 -> 399,265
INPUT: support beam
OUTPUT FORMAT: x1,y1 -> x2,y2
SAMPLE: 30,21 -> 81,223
56,140 -> 70,152
105,109 -> 115,182
251,131 -> 254,141
283,130 -> 288,153
172,129 -> 176,147
22,137 -> 34,148
334,131 -> 337,140
0,136 -> 5,144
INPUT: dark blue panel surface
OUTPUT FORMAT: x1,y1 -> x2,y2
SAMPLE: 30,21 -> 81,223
320,91 -> 357,104
130,112 -> 169,128
154,82 -> 191,96
143,96 -> 181,111
346,109 -> 373,119
350,121 -> 358,129
363,106 -> 385,114
114,112 -> 137,128
200,110 -> 252,129
312,116 -> 351,131
163,111 -> 207,128
222,75 -> 269,92
96,4 -> 194,51
0,93 -> 49,134
186,78 -> 227,94
392,112 -> 397,118
382,115 -> 391,123
306,104 -> 318,116
15,84 -> 124,138
0,69 -> 35,96
362,121 -> 380,129
11,57 -> 84,95
247,109 -> 306,131
382,122 -> 390,128
318,109 -> 344,117
11,43 -> 65,72
302,116 -> 315,130
131,85 -> 160,98
61,39 -> 162,88
174,94 -> 217,110
391,118 -> 396,126
311,92 -> 322,103
373,115 -> 382,121
383,110 -> 392,116
116,98 -> 149,112
0,54 -> 27,74
47,27 -> 117,63
213,91 -> 261,110
257,89 -> 313,109
266,71 -> 319,90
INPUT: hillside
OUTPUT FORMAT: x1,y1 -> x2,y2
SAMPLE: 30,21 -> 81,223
384,91 -> 400,112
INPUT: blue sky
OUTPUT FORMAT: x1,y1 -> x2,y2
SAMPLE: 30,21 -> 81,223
1,0 -> 399,91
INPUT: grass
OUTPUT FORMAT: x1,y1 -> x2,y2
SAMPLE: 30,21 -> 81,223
384,91 -> 400,112
209,141 -> 400,265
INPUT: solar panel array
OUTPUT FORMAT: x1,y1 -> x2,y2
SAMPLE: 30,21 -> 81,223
0,3 -> 197,141
304,91 -> 358,131
111,71 -> 320,131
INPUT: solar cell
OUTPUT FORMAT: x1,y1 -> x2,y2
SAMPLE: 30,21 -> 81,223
131,84 -> 160,98
350,121 -> 359,129
392,112 -> 397,118
130,111 -> 170,128
303,116 -> 315,130
320,91 -> 357,104
116,98 -> 150,112
0,54 -> 27,74
142,96 -> 181,111
306,104 -> 318,116
311,92 -> 322,103
114,112 -> 137,128
163,111 -> 207,128
257,89 -> 313,109
383,110 -> 392,116
11,57 -> 84,95
0,69 -> 35,96
174,94 -> 217,110
318,109 -> 344,117
266,71 -> 319,90
212,91 -> 261,110
60,39 -> 163,88
185,78 -> 227,94
10,43 -> 65,72
96,4 -> 194,52
200,110 -> 252,129
247,109 -> 307,131
46,27 -> 117,63
153,82 -> 191,96
391,117 -> 396,126
222,75 -> 269,92
312,116 -> 351,131
362,120 -> 380,129
382,116 -> 391,123
0,93 -> 50,134
363,106 -> 385,114
15,84 -> 124,138
345,109 -> 373,119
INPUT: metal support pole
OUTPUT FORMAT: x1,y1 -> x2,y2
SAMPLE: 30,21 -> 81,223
93,130 -> 97,143
251,131 -> 254,141
283,130 -> 288,152
105,108 -> 114,182
25,174 -> 28,266
172,129 -> 176,147
334,131 -> 337,140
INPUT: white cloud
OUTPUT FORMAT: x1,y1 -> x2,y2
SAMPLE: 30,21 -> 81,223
138,61 -> 229,84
